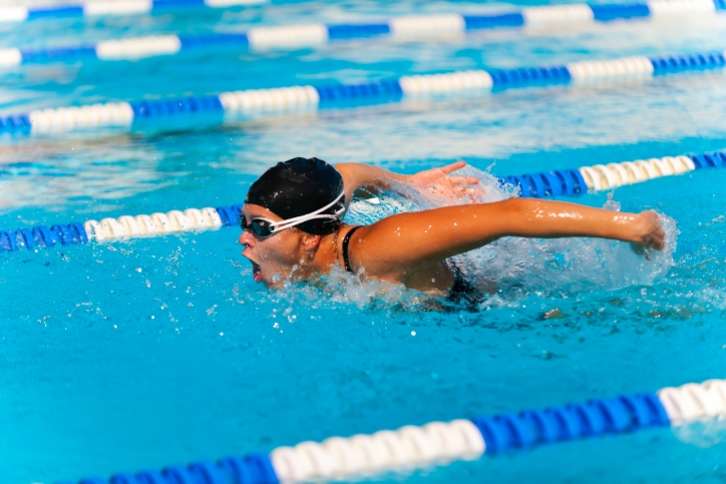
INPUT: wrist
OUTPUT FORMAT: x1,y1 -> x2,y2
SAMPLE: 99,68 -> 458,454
370,166 -> 405,191
615,212 -> 641,243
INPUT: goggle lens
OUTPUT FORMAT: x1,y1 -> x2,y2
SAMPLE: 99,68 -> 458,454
241,191 -> 345,240
242,218 -> 275,238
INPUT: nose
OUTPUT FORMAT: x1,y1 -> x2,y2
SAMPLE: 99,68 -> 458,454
239,230 -> 251,245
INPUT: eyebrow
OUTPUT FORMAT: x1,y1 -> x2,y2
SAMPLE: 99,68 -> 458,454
239,212 -> 251,228
240,214 -> 270,228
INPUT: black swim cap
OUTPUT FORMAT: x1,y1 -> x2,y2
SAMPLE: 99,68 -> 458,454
245,157 -> 345,235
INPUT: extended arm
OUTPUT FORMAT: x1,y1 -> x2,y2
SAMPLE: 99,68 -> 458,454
350,198 -> 665,275
335,163 -> 405,205
336,161 -> 480,207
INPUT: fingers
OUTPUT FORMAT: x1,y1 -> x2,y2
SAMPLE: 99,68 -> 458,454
631,241 -> 654,260
648,214 -> 665,250
643,232 -> 664,251
630,242 -> 645,256
649,229 -> 665,250
426,182 -> 487,203
465,187 -> 484,203
633,210 -> 666,251
449,175 -> 480,186
439,160 -> 466,175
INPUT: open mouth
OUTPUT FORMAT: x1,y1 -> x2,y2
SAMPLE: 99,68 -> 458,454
251,260 -> 262,282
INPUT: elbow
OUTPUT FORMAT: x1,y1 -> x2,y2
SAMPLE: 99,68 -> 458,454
503,197 -> 535,219
495,198 -> 540,237
335,163 -> 354,179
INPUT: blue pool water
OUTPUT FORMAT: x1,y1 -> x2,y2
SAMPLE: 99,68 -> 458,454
1,1 -> 725,482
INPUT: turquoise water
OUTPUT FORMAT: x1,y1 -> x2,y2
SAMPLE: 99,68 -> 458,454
1,1 -> 725,482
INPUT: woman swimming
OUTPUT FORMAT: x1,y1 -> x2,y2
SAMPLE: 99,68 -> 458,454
240,157 -> 665,301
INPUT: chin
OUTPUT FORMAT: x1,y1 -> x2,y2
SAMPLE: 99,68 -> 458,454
259,271 -> 288,289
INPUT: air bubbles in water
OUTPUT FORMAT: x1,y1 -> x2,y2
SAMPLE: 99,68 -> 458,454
673,419 -> 726,448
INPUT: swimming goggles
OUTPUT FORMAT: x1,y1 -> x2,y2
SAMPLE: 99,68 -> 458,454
242,191 -> 346,239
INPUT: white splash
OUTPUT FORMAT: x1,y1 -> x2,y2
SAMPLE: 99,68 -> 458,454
345,163 -> 677,304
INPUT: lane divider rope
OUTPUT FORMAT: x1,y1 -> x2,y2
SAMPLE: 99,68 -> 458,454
65,378 -> 726,483
2,1 -> 726,65
501,152 -> 715,197
2,49 -> 725,136
0,0 -> 265,24
1,0 -> 723,25
1,150 -> 723,254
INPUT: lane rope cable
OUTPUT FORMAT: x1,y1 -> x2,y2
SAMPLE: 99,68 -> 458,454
0,0 -> 265,24
63,378 -> 726,483
2,1 -> 726,66
1,49 -> 725,137
1,149 -> 723,254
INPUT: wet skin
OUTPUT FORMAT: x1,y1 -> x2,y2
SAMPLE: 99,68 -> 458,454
240,200 -> 666,294
239,203 -> 458,294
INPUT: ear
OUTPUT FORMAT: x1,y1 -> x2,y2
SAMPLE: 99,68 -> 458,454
301,233 -> 322,252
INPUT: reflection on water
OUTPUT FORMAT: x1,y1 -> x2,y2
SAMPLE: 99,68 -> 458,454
3,71 -> 726,213
0,135 -> 162,211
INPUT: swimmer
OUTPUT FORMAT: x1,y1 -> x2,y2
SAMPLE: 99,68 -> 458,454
240,157 -> 665,302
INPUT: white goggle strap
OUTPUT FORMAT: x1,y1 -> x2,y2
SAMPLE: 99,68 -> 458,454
269,191 -> 345,233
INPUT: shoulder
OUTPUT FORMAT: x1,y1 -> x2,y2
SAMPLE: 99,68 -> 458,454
339,223 -> 407,278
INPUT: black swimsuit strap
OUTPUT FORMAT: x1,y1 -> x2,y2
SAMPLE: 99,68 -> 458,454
341,226 -> 363,273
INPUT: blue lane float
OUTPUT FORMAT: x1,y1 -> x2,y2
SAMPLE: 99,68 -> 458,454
0,0 -> 265,24
2,49 -> 726,137
63,378 -> 726,483
2,150 -> 724,254
0,204 -> 242,253
0,0 -> 724,69
0,223 -> 88,252
590,3 -> 651,21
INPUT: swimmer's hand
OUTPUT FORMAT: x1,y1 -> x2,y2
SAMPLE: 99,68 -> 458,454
408,161 -> 483,201
629,211 -> 666,256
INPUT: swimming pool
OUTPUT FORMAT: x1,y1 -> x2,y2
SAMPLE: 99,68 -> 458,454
1,0 -> 725,482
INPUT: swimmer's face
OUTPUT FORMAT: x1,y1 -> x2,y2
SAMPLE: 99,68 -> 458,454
239,204 -> 309,288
